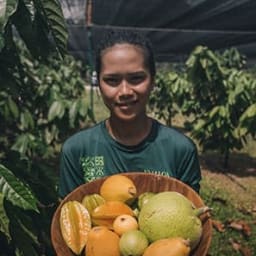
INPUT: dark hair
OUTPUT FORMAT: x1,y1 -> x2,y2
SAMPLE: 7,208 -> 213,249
95,29 -> 156,79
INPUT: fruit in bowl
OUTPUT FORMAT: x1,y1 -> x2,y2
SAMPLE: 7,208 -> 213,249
51,173 -> 212,256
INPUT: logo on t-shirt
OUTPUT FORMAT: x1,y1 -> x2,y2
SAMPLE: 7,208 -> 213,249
80,156 -> 105,182
144,169 -> 170,177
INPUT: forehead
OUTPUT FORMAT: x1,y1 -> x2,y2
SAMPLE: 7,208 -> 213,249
101,43 -> 144,60
100,44 -> 146,72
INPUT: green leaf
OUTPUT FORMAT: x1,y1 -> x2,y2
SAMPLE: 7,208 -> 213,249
209,106 -> 220,118
48,100 -> 65,121
20,109 -> 34,130
11,133 -> 30,155
69,99 -> 80,127
7,96 -> 19,118
40,0 -> 68,56
0,164 -> 39,212
0,193 -> 11,241
240,103 -> 256,122
0,0 -> 18,32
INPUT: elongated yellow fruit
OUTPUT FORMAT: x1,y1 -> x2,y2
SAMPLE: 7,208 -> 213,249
60,200 -> 91,255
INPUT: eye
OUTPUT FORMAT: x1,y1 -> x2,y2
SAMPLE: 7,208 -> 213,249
127,73 -> 147,85
102,76 -> 122,86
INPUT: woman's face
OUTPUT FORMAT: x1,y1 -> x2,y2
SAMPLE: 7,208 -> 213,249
99,43 -> 154,122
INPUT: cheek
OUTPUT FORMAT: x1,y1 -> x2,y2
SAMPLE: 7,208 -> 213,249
137,82 -> 154,98
99,84 -> 117,103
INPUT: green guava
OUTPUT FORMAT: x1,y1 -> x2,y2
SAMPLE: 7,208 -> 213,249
138,192 -> 156,210
119,230 -> 149,256
138,191 -> 209,249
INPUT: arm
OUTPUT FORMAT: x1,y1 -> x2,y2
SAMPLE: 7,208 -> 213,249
58,142 -> 84,199
177,143 -> 202,194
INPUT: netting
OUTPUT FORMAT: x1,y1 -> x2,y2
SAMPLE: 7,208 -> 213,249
60,0 -> 256,65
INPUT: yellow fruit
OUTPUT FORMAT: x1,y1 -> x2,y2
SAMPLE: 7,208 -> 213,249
91,201 -> 134,228
113,214 -> 138,236
59,200 -> 91,255
86,226 -> 120,256
82,193 -> 105,215
143,237 -> 191,256
100,174 -> 137,204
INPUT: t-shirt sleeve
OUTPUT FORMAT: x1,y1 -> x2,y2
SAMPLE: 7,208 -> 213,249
58,141 -> 84,199
177,142 -> 202,194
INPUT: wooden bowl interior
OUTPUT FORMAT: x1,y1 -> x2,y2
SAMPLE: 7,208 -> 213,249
51,172 -> 212,256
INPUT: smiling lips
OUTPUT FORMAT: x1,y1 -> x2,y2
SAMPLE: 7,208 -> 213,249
116,100 -> 138,109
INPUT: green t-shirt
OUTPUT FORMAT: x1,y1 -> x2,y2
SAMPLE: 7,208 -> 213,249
59,119 -> 201,198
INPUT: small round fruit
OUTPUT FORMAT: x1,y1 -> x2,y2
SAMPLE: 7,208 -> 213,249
113,214 -> 138,236
119,230 -> 149,256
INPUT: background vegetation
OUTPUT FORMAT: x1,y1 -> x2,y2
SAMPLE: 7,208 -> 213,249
1,1 -> 255,255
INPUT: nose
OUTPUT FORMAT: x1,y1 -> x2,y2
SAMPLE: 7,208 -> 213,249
119,79 -> 133,96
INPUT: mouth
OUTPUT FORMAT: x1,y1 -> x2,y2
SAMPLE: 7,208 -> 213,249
115,100 -> 138,109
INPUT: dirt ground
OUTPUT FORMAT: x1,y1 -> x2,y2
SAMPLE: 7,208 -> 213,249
200,153 -> 256,211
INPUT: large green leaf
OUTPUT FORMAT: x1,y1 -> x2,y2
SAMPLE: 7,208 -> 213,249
48,100 -> 65,121
39,0 -> 68,56
0,193 -> 11,241
0,164 -> 39,212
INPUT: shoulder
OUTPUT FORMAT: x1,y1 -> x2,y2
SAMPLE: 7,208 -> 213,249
62,121 -> 103,153
154,120 -> 196,151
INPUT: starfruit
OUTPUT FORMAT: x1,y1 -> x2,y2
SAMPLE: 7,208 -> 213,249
82,193 -> 106,215
60,200 -> 91,255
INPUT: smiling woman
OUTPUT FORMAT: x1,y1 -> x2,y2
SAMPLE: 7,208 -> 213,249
59,29 -> 202,198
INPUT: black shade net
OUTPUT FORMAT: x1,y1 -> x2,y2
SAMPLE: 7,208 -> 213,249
61,0 -> 256,66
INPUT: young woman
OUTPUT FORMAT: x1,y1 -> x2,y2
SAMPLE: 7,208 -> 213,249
59,30 -> 201,198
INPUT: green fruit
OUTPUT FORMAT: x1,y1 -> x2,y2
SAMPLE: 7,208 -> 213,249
137,192 -> 156,210
138,191 -> 209,249
119,230 -> 149,256
81,193 -> 105,215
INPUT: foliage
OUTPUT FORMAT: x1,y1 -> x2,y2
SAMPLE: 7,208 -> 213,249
0,1 -> 92,255
185,46 -> 256,167
151,46 -> 256,168
149,69 -> 191,126
0,44 -> 89,254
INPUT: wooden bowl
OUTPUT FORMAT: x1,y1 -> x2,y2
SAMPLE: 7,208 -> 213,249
51,172 -> 212,256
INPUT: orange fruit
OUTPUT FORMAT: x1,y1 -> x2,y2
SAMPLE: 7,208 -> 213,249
91,201 -> 134,228
143,237 -> 191,256
100,174 -> 137,205
86,226 -> 120,256
113,214 -> 138,236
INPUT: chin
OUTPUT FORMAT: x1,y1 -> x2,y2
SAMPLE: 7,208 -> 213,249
113,111 -> 138,122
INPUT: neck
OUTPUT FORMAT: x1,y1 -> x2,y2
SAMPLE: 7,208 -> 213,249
106,116 -> 153,146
